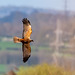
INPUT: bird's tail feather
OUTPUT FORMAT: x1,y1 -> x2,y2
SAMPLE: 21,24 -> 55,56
13,36 -> 21,43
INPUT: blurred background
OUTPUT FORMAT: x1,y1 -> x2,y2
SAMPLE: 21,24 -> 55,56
0,0 -> 75,75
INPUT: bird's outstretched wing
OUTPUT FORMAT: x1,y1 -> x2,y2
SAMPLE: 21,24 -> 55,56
22,43 -> 31,63
22,21 -> 32,42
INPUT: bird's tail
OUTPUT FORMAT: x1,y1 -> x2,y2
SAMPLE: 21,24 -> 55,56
13,36 -> 21,43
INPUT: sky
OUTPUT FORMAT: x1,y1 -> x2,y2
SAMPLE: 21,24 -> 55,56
0,0 -> 75,11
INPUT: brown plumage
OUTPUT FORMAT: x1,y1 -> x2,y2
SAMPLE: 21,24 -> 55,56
13,18 -> 33,63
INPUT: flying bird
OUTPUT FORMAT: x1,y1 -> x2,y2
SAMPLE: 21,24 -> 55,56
13,18 -> 34,63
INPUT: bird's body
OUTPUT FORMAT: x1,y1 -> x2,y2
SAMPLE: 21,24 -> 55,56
13,18 -> 33,63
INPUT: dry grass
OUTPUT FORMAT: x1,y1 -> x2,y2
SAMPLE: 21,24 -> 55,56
16,64 -> 75,75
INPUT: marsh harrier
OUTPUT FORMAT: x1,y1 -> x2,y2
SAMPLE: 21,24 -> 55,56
13,18 -> 33,63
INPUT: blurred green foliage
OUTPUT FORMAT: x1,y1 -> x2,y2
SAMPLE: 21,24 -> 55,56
0,41 -> 20,50
0,64 -> 7,74
16,64 -> 75,75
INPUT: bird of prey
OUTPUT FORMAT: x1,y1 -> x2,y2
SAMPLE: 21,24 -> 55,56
13,18 -> 34,63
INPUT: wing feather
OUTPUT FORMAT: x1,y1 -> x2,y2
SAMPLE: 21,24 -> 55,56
22,43 -> 31,63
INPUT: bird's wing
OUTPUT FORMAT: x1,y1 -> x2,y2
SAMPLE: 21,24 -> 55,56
22,43 -> 31,63
22,25 -> 32,40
